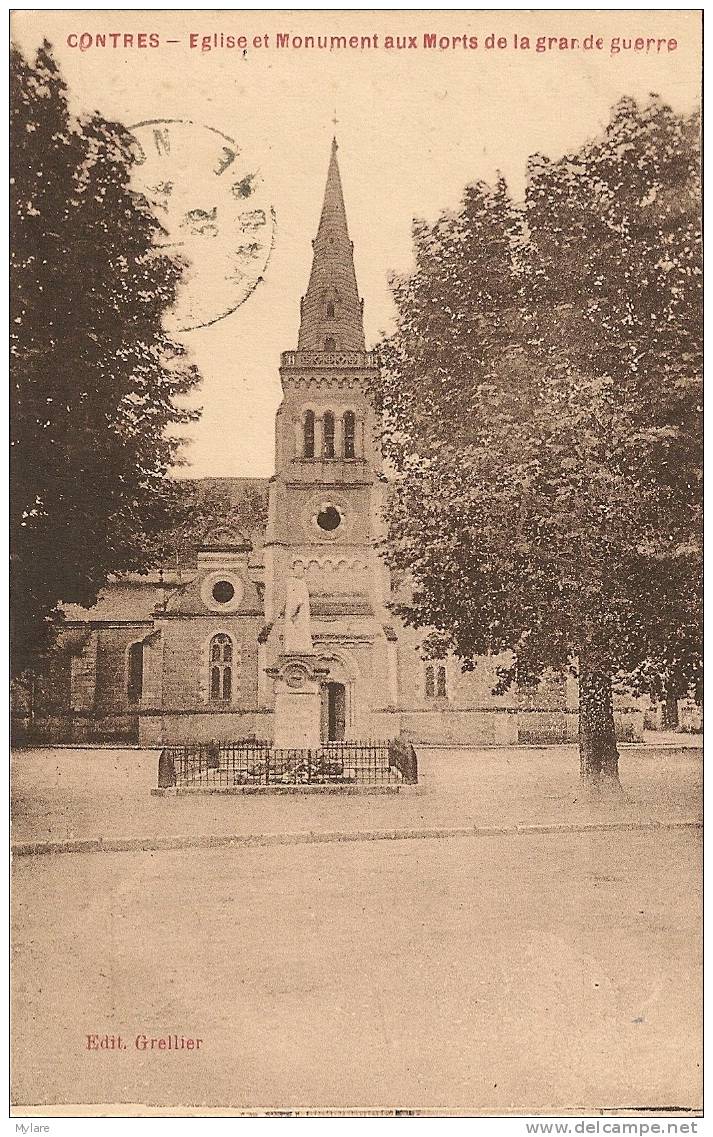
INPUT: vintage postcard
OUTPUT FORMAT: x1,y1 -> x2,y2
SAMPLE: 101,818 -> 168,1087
10,8 -> 702,1120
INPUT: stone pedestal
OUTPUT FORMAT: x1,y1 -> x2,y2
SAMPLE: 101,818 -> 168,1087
266,654 -> 329,751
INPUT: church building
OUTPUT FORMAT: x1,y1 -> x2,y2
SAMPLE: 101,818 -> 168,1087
12,140 -> 644,747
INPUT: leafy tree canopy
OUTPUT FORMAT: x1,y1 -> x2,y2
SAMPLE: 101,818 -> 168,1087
155,480 -> 269,571
375,96 -> 701,787
11,42 -> 201,674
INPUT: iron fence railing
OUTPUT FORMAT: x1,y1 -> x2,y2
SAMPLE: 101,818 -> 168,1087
158,738 -> 417,788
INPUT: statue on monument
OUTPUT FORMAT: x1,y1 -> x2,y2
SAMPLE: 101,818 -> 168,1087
283,564 -> 314,655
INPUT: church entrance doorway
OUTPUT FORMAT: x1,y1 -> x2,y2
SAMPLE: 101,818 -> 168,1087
321,682 -> 346,742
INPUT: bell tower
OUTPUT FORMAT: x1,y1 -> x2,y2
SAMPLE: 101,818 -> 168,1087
263,139 -> 392,741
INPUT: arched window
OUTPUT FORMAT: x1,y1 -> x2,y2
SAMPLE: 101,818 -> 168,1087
324,336 -> 336,351
323,411 -> 335,458
210,634 -> 232,702
303,410 -> 315,458
425,664 -> 447,699
326,301 -> 335,318
127,641 -> 143,705
343,411 -> 356,458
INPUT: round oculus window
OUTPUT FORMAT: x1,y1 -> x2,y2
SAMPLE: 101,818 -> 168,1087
211,580 -> 235,604
317,506 -> 342,532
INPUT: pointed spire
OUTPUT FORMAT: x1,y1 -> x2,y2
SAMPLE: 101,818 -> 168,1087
297,137 -> 365,352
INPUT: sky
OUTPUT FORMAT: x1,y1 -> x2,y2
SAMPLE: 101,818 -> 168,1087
12,9 -> 701,478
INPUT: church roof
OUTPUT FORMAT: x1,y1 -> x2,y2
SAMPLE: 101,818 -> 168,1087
297,138 -> 366,352
59,477 -> 269,624
190,476 -> 269,504
62,581 -> 166,624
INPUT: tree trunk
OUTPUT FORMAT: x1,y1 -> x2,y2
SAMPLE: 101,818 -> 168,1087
27,668 -> 35,737
578,657 -> 623,797
661,693 -> 679,730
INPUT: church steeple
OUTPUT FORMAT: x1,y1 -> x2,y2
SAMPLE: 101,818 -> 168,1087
297,138 -> 366,352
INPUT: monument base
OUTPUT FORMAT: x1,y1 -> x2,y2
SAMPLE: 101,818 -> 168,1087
266,654 -> 330,751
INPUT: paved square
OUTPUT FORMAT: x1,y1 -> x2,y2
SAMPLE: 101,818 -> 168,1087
11,741 -> 702,848
11,828 -> 701,1113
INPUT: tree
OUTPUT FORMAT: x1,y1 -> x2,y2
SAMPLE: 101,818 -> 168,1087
155,480 -> 269,571
375,96 -> 702,794
10,42 -> 201,675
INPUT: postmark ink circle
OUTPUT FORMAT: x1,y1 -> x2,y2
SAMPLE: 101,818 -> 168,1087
128,119 -> 275,333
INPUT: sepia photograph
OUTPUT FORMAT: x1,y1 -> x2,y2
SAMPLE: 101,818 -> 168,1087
9,8 -> 702,1119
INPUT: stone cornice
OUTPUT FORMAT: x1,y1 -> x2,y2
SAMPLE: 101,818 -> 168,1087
280,373 -> 373,393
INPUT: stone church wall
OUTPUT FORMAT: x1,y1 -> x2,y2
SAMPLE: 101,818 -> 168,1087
90,625 -> 147,741
137,613 -> 265,745
13,628 -> 142,743
156,615 -> 262,712
276,484 -> 374,548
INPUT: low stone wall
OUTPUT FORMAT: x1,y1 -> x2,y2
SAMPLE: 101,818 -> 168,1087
398,709 -> 519,747
680,702 -> 703,733
517,710 -> 578,745
19,705 -> 646,748
387,708 -> 644,747
139,710 -> 274,747
12,711 -> 138,745
517,709 -> 644,744
615,710 -> 645,742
